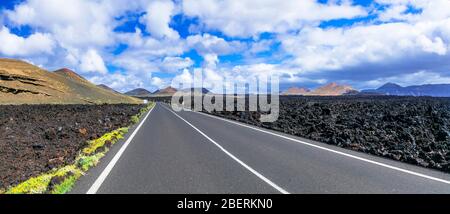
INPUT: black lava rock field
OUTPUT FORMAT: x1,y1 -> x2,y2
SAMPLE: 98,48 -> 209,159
205,96 -> 450,173
0,104 -> 142,190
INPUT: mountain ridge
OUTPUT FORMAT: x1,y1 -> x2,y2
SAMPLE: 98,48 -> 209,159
282,83 -> 358,96
125,88 -> 152,97
0,58 -> 141,104
362,83 -> 450,97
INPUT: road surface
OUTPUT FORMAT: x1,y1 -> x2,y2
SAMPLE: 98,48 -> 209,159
71,103 -> 450,194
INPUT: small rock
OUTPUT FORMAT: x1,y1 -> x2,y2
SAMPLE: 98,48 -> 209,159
32,144 -> 44,150
47,157 -> 64,169
79,128 -> 88,136
430,152 -> 445,163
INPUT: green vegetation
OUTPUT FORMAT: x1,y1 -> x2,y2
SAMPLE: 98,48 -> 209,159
82,127 -> 128,155
6,165 -> 83,194
50,175 -> 78,194
5,102 -> 155,194
77,152 -> 106,171
131,115 -> 140,124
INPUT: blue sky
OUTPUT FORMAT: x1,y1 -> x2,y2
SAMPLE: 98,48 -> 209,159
1,0 -> 450,92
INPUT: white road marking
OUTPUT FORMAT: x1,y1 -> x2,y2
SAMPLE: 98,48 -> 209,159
181,107 -> 450,185
161,105 -> 290,194
86,105 -> 155,194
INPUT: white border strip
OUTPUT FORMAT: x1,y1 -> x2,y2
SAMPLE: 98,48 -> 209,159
185,108 -> 450,185
86,105 -> 155,194
162,105 -> 290,194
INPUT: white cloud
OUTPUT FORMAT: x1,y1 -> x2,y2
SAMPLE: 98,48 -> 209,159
3,0 -> 173,80
362,70 -> 450,88
279,19 -> 450,73
89,72 -> 147,93
160,56 -> 193,72
171,68 -> 193,88
113,28 -> 187,75
119,28 -> 186,56
112,53 -> 158,74
202,54 -> 218,69
2,0 -> 450,91
186,33 -> 245,56
248,39 -> 274,54
151,76 -> 170,89
182,0 -> 367,37
6,0 -> 116,49
80,49 -> 107,74
0,26 -> 54,56
142,0 -> 179,40
186,33 -> 246,69
376,0 -> 450,22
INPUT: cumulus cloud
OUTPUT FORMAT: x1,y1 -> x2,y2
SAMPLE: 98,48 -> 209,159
280,20 -> 450,71
151,76 -> 165,87
186,33 -> 245,56
142,0 -> 179,40
160,56 -> 193,72
182,0 -> 367,37
2,0 -> 450,91
0,26 -> 54,56
6,0 -> 117,48
171,68 -> 194,88
89,72 -> 147,93
376,0 -> 450,22
79,49 -> 108,74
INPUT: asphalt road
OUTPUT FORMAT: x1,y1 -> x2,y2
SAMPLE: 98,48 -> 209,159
71,102 -> 450,194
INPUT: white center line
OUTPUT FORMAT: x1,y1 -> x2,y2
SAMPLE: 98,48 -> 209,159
161,104 -> 290,194
86,105 -> 155,194
189,109 -> 450,185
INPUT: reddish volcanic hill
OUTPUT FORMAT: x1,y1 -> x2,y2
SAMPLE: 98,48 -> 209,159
153,86 -> 178,96
282,87 -> 311,95
54,68 -> 89,83
281,83 -> 358,96
309,82 -> 358,96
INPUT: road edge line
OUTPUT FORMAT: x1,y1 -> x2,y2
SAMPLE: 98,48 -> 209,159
161,104 -> 290,194
188,109 -> 450,185
86,104 -> 155,194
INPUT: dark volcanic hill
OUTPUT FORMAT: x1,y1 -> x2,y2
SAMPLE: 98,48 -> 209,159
0,58 -> 141,104
181,87 -> 211,94
362,83 -> 450,97
125,88 -> 152,97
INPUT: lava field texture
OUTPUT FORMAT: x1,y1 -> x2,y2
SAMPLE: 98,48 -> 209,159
207,96 -> 450,173
0,104 -> 142,190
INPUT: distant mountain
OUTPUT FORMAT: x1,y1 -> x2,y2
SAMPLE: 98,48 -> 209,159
125,88 -> 152,97
362,83 -> 450,97
0,58 -> 141,104
281,87 -> 310,95
153,86 -> 178,96
308,83 -> 358,96
97,84 -> 120,94
181,87 -> 211,94
280,83 -> 358,96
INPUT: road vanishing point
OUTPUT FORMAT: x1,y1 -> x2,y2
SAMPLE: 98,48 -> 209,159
71,103 -> 450,194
